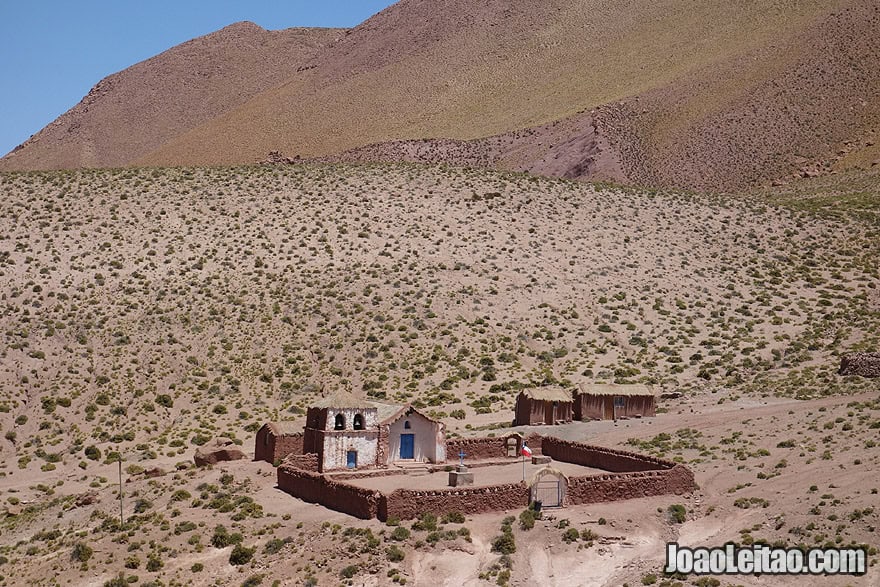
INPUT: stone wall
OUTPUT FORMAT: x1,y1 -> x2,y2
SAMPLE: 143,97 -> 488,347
839,352 -> 880,378
282,452 -> 319,473
380,483 -> 529,521
446,433 -> 542,461
566,465 -> 696,504
541,437 -> 674,472
277,465 -> 381,519
277,434 -> 694,520
254,426 -> 304,464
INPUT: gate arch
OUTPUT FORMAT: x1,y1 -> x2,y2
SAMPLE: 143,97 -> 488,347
528,466 -> 568,508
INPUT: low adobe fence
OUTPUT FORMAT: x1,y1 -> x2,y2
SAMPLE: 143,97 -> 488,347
276,434 -> 695,520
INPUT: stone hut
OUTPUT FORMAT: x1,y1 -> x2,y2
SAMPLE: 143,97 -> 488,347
514,386 -> 574,426
254,422 -> 303,465
573,383 -> 656,421
839,352 -> 880,378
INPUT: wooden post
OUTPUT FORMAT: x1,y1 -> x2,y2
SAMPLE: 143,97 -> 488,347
118,458 -> 124,526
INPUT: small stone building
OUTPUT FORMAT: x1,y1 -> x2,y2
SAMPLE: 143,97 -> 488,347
254,422 -> 303,465
514,386 -> 574,426
573,383 -> 656,421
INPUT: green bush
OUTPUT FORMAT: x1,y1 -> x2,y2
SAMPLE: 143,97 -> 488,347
229,544 -> 255,566
72,541 -> 93,563
667,504 -> 686,524
442,511 -> 465,524
340,565 -> 359,579
386,545 -> 405,562
519,508 -> 536,530
491,531 -> 516,554
562,527 -> 579,543
390,526 -> 411,541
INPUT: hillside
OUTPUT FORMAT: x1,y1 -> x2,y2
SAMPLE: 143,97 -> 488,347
5,0 -> 880,190
0,164 -> 878,585
0,22 -> 343,170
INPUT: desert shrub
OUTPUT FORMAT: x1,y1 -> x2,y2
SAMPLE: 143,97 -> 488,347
146,553 -> 163,572
191,563 -> 204,572
229,544 -> 255,566
491,530 -> 516,555
124,555 -> 140,569
390,526 -> 411,541
519,508 -> 536,530
340,565 -> 359,579
211,525 -> 242,548
441,511 -> 465,524
667,504 -> 686,524
241,575 -> 264,587
84,445 -> 101,461
72,541 -> 93,563
386,545 -> 405,562
412,512 -> 437,531
562,527 -> 580,543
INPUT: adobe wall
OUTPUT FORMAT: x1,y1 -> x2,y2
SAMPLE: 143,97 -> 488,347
566,465 -> 696,504
273,432 -> 304,463
541,437 -> 673,472
283,452 -> 319,473
380,483 -> 529,521
839,352 -> 880,378
445,433 -> 544,461
277,465 -> 380,519
254,427 -> 304,464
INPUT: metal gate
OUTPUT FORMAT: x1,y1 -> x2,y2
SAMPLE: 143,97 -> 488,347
533,480 -> 562,508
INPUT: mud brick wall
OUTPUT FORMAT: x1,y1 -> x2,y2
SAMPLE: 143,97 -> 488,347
566,465 -> 696,505
446,437 -> 509,460
839,352 -> 880,378
282,452 -> 319,473
541,437 -> 674,472
274,432 -> 304,462
379,483 -> 529,521
254,428 -> 304,464
277,465 -> 380,519
446,433 -> 545,461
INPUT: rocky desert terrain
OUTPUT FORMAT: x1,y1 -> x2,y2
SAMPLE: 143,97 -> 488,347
0,163 -> 877,585
0,0 -> 879,585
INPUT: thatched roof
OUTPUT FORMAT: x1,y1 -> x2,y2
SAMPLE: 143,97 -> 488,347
576,383 -> 654,397
519,386 -> 573,402
311,390 -> 373,409
264,422 -> 301,436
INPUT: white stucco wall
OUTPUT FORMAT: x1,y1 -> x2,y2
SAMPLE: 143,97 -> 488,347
325,407 -> 378,430
386,412 -> 445,464
321,431 -> 379,471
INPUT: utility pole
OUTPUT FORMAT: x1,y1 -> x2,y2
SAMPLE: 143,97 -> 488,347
118,456 -> 124,526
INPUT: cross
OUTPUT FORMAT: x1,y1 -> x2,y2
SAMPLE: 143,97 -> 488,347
458,450 -> 466,467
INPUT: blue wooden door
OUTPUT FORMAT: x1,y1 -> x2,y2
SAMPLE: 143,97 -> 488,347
400,434 -> 414,459
346,450 -> 357,469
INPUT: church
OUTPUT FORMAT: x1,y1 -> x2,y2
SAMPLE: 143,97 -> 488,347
257,392 -> 447,472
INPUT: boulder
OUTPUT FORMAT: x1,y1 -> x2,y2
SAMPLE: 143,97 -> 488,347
194,437 -> 246,466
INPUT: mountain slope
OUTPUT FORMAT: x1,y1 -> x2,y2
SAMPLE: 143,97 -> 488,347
138,0 -> 839,172
0,22 -> 343,170
3,0 -> 879,192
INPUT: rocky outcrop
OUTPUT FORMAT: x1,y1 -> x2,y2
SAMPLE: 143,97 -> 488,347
839,352 -> 880,378
194,437 -> 247,466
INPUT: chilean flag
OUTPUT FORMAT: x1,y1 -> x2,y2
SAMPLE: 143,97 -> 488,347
521,443 -> 532,458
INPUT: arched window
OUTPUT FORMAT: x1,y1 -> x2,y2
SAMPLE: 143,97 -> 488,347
334,413 -> 345,430
353,413 -> 364,430
404,420 -> 411,430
